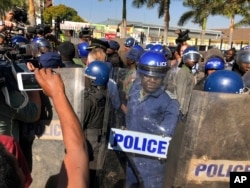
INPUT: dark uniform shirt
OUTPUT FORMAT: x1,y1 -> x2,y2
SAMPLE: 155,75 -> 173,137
125,80 -> 180,188
82,86 -> 107,130
62,60 -> 83,68
107,52 -> 124,68
82,86 -> 107,171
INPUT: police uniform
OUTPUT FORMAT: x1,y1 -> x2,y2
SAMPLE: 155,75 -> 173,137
126,81 -> 180,188
107,52 -> 124,68
82,86 -> 107,170
175,64 -> 196,117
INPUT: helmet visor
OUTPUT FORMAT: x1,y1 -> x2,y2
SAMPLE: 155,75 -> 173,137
237,49 -> 250,64
183,52 -> 200,64
137,64 -> 170,77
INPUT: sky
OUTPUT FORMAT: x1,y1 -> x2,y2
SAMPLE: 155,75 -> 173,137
53,0 -> 242,30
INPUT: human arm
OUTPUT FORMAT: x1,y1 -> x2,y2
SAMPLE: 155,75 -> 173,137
34,68 -> 89,188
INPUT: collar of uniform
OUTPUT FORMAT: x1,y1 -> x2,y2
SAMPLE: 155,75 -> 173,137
182,64 -> 192,73
139,86 -> 164,101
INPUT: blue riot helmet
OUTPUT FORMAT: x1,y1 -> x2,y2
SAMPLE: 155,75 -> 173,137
132,45 -> 144,56
11,36 -> 29,46
182,46 -> 201,64
137,51 -> 170,77
205,57 -> 225,72
85,61 -> 110,86
31,37 -> 44,57
133,44 -> 144,52
77,42 -> 89,58
145,43 -> 154,51
37,38 -> 51,49
150,44 -> 172,59
124,37 -> 136,48
204,70 -> 244,94
150,44 -> 164,53
36,38 -> 52,54
31,36 -> 43,44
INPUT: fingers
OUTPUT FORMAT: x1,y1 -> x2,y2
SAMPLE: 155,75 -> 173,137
27,62 -> 35,72
34,68 -> 61,86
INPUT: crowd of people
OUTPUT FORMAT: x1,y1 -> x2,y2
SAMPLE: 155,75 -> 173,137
0,7 -> 250,188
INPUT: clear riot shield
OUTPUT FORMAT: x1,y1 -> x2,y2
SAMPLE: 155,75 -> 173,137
31,68 -> 85,188
99,67 -> 179,188
96,67 -> 128,188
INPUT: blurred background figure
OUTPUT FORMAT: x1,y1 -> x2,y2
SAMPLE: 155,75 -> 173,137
0,9 -> 16,32
224,48 -> 236,70
106,40 -> 124,68
120,48 -> 140,114
57,41 -> 82,67
35,38 -> 64,68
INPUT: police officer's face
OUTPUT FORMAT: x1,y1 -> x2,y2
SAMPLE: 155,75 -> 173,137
141,74 -> 163,95
185,60 -> 197,68
207,69 -> 216,76
239,62 -> 250,73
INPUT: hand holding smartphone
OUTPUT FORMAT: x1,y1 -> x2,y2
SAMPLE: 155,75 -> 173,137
17,72 -> 42,91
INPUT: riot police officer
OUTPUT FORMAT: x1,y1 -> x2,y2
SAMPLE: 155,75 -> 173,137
173,46 -> 201,118
233,46 -> 250,76
81,61 -> 110,188
125,51 -> 180,188
124,37 -> 137,52
194,56 -> 225,91
204,70 -> 244,94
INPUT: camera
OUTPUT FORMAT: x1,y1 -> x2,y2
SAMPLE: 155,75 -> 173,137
175,29 -> 190,45
79,27 -> 93,38
12,6 -> 28,23
27,24 -> 52,36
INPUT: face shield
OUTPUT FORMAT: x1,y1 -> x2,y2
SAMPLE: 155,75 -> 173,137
137,63 -> 170,78
30,42 -> 40,57
182,51 -> 201,64
236,49 -> 250,64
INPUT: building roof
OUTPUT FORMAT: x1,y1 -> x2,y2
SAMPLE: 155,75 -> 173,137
214,28 -> 250,43
97,18 -> 222,35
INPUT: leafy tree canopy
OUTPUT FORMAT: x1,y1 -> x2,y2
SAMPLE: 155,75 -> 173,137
43,4 -> 87,24
0,0 -> 26,18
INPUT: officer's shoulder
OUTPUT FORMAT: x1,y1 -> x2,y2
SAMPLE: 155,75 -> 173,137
165,90 -> 177,100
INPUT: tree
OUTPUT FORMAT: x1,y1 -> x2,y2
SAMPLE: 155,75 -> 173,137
177,0 -> 221,45
213,0 -> 250,48
43,4 -> 87,24
0,0 -> 26,20
98,0 -> 127,38
28,0 -> 36,25
132,0 -> 171,45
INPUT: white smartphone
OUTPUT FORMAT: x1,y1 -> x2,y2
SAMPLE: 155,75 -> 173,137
17,72 -> 42,91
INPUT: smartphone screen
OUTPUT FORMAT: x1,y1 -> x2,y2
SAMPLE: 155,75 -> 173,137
17,72 -> 42,91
